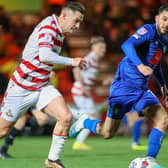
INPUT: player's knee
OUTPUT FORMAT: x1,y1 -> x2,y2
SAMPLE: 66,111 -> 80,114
144,104 -> 163,119
61,112 -> 72,127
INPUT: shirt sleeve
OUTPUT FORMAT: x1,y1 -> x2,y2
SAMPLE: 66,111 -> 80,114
121,24 -> 154,66
38,24 -> 57,48
39,47 -> 73,65
38,23 -> 73,65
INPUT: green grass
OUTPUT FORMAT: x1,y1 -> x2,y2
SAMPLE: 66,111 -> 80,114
0,136 -> 168,168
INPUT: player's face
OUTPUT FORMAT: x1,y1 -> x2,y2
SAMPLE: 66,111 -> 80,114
94,42 -> 106,59
156,11 -> 168,35
63,10 -> 84,34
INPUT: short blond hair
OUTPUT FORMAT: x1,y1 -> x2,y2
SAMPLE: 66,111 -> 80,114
90,36 -> 105,46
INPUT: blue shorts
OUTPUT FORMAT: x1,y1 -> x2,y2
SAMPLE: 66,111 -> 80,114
107,81 -> 160,119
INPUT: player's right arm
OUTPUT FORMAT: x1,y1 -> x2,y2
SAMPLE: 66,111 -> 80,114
38,22 -> 86,68
39,46 -> 86,69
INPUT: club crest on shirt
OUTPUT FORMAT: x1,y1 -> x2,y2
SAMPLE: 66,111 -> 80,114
5,109 -> 13,117
137,27 -> 148,35
133,27 -> 148,39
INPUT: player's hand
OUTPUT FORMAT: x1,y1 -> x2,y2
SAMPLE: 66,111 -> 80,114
137,64 -> 153,76
102,76 -> 113,86
72,58 -> 87,70
161,85 -> 168,107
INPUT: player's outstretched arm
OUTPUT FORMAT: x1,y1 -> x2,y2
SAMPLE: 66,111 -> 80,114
72,58 -> 87,70
39,47 -> 73,65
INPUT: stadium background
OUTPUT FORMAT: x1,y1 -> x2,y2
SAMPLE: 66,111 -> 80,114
0,1 -> 168,168
0,0 -> 168,137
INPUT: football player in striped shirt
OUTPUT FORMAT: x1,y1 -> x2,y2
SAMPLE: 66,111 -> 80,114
0,1 -> 86,168
71,36 -> 106,150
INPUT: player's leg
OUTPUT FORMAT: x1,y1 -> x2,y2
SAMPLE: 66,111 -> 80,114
132,119 -> 143,145
72,96 -> 96,150
31,108 -> 49,126
143,104 -> 167,157
142,104 -> 167,168
66,106 -> 91,150
37,85 -> 72,168
0,80 -> 39,159
72,129 -> 91,150
0,115 -> 27,158
69,97 -> 127,139
44,97 -> 72,168
134,90 -> 168,167
125,112 -> 147,150
69,109 -> 122,139
131,118 -> 147,150
0,80 -> 38,138
100,117 -> 121,139
69,84 -> 133,138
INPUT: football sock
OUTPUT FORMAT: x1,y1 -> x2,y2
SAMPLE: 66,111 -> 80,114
122,115 -> 128,125
48,134 -> 67,161
132,119 -> 143,144
76,129 -> 90,143
0,127 -> 21,153
147,128 -> 164,158
83,119 -> 101,134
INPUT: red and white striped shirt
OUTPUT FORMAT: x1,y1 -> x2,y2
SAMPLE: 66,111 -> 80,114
71,52 -> 99,96
12,14 -> 64,90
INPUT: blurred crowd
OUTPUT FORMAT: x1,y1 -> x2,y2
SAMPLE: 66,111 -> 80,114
80,0 -> 166,57
0,0 -> 168,105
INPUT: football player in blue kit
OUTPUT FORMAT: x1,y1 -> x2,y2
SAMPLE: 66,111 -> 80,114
69,4 -> 168,168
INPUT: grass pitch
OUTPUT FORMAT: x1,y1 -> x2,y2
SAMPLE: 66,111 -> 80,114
0,136 -> 167,168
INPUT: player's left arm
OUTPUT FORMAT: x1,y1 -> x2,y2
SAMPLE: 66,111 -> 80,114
121,25 -> 153,66
37,24 -> 87,69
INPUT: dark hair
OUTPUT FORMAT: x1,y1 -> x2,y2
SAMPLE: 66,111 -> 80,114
158,4 -> 168,14
62,1 -> 85,15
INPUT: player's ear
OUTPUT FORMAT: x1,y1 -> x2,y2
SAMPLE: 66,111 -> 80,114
62,11 -> 67,20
